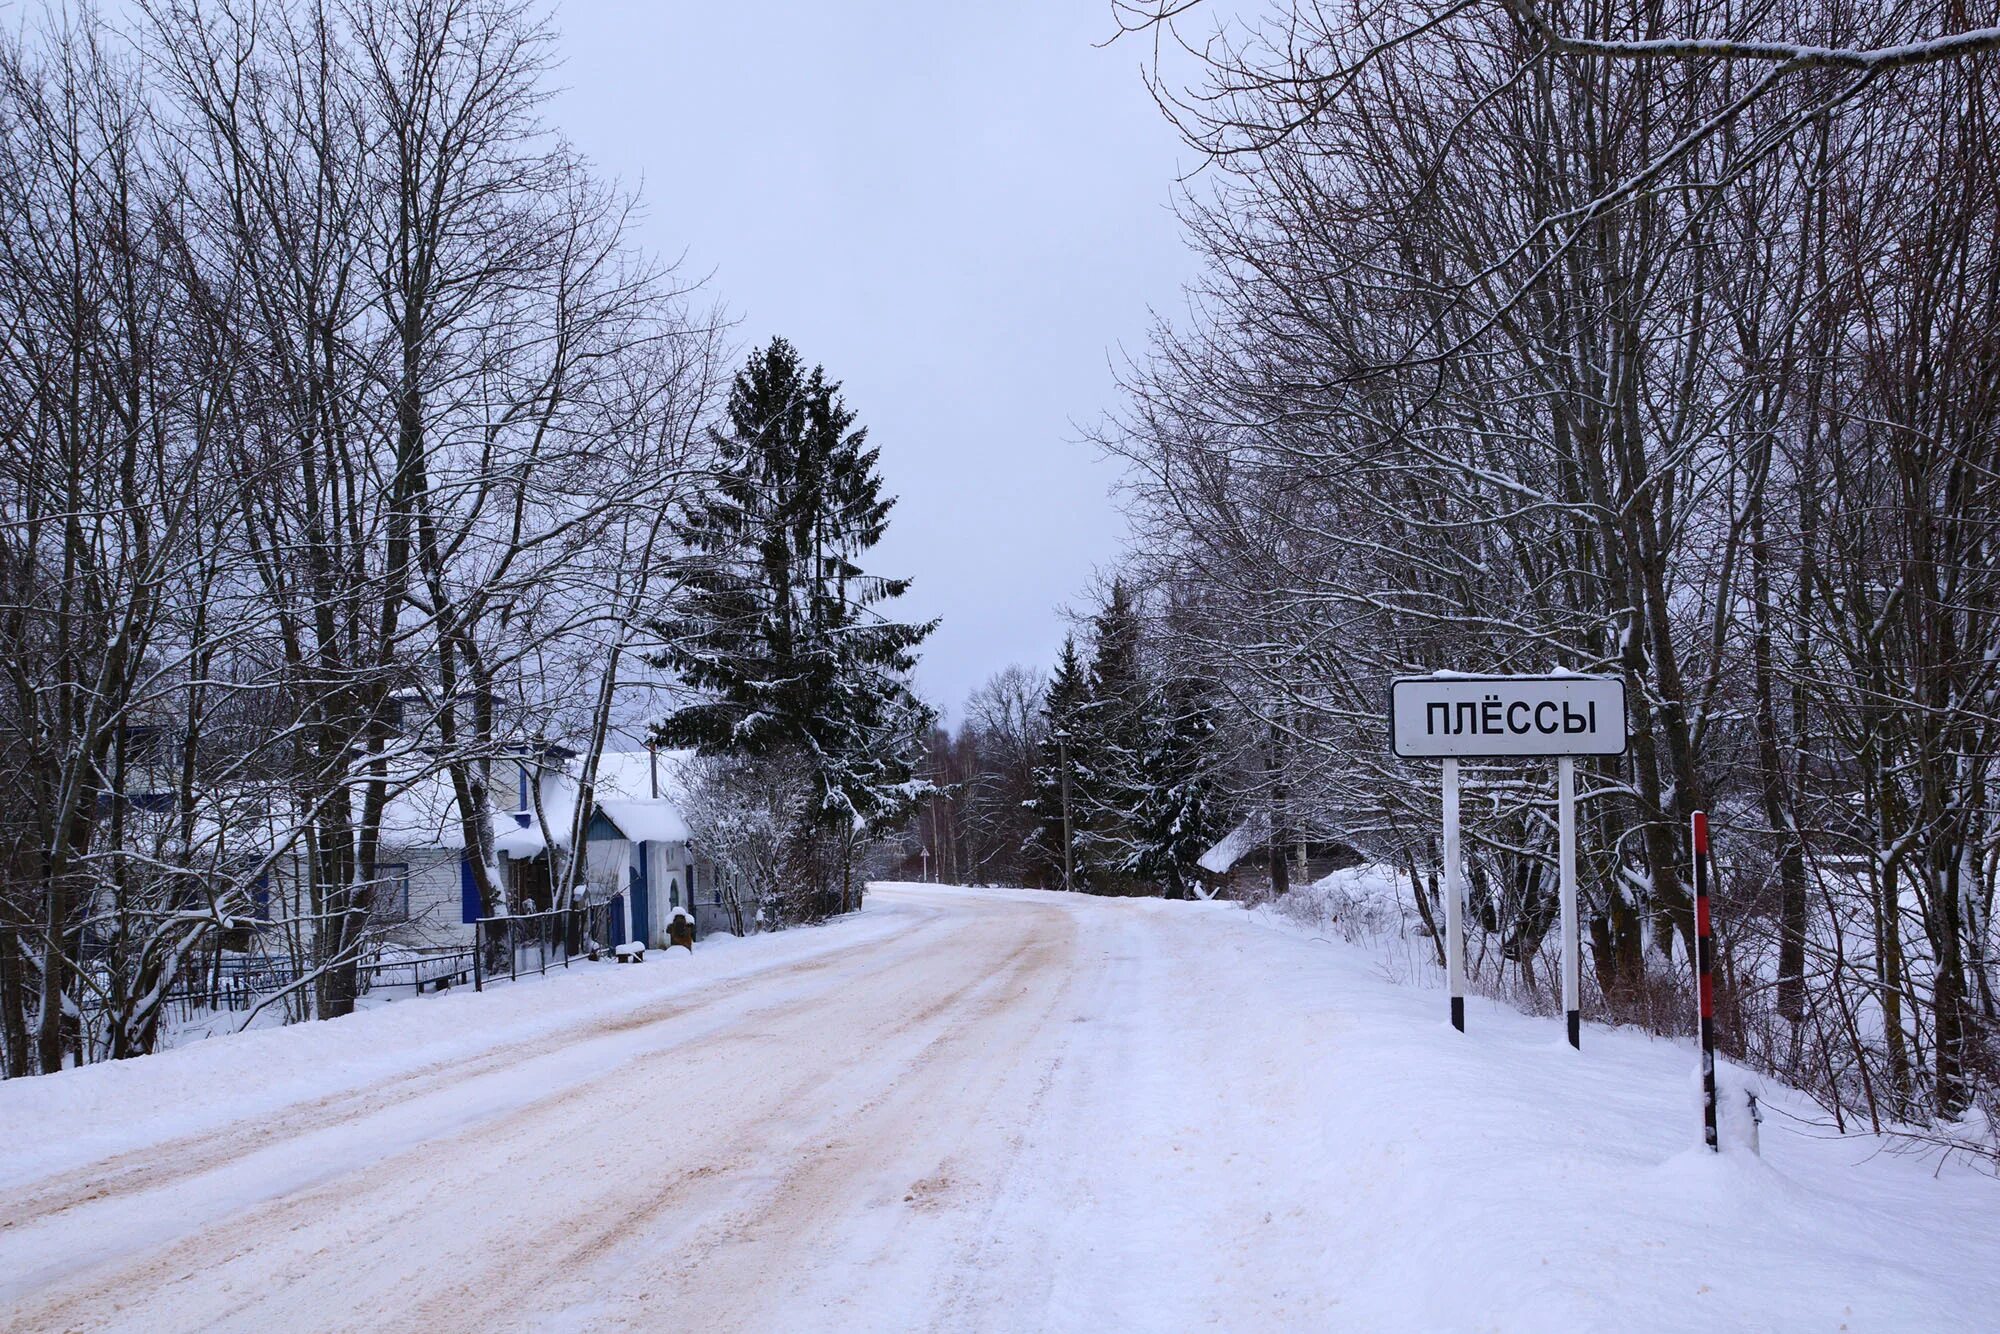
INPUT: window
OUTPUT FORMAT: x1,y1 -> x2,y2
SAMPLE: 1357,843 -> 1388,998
368,863 -> 410,920
120,723 -> 167,766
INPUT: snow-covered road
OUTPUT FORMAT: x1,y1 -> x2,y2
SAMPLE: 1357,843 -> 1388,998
2,883 -> 1996,1332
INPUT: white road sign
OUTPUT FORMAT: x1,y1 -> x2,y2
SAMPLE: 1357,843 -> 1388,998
1390,674 -> 1627,759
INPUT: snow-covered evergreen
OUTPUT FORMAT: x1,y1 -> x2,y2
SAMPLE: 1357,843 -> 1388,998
650,338 -> 935,919
1008,585 -> 1224,897
1023,635 -> 1091,890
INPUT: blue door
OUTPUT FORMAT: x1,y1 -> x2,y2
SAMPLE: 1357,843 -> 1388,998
628,851 -> 651,947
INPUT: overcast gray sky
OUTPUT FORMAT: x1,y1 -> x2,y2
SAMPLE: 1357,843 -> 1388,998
548,3 -> 1202,720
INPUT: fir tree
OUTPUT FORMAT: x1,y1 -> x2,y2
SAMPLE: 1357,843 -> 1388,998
1129,674 -> 1222,898
1073,580 -> 1150,893
650,338 -> 934,911
1025,581 -> 1222,898
1023,635 -> 1089,890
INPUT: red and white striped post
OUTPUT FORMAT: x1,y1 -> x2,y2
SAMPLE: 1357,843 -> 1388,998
1692,811 -> 1718,1152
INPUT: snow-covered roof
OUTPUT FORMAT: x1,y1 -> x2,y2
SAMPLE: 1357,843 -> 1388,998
1199,811 -> 1272,875
165,787 -> 306,859
379,751 -> 697,855
492,823 -> 549,859
589,749 -> 698,804
595,798 -> 691,846
380,774 -> 470,850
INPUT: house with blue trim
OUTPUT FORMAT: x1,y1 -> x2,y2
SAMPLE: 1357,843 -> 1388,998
377,748 -> 728,951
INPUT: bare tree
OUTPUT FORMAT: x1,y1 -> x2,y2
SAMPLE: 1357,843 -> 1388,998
0,0 -> 723,1072
1098,0 -> 2000,1145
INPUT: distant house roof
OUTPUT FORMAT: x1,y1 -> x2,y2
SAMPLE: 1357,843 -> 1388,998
1199,811 -> 1271,875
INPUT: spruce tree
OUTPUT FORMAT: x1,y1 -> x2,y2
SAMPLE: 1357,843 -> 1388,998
651,338 -> 934,912
1129,674 -> 1221,898
1073,580 -> 1149,892
1023,635 -> 1089,890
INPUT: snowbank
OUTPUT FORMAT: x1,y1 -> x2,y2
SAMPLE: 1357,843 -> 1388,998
0,902 -> 906,1191
1254,860 -> 1419,944
1003,886 -> 2000,1331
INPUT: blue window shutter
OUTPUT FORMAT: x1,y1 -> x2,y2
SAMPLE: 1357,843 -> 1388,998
460,857 -> 480,923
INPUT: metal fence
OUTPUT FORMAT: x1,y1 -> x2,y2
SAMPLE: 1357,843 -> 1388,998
158,953 -> 306,1020
113,901 -> 610,1025
360,949 -> 474,996
471,901 -> 612,992
155,944 -> 475,1022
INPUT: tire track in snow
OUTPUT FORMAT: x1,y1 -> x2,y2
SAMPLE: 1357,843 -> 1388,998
0,894 -> 1068,1334
394,906 -> 1075,1333
551,916 -> 1077,1333
0,903 -> 953,1236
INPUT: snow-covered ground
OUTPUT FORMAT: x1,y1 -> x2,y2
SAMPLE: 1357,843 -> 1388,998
1,883 -> 1994,1332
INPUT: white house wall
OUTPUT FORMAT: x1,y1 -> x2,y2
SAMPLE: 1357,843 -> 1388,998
582,837 -> 631,899
392,849 -> 472,948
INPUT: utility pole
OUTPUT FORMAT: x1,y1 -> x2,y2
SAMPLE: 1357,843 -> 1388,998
927,784 -> 942,882
1059,732 -> 1074,892
1268,722 -> 1290,897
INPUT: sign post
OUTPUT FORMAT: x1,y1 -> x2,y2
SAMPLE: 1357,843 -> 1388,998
1558,756 -> 1580,1048
1391,674 -> 1627,1043
1442,757 -> 1465,1031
